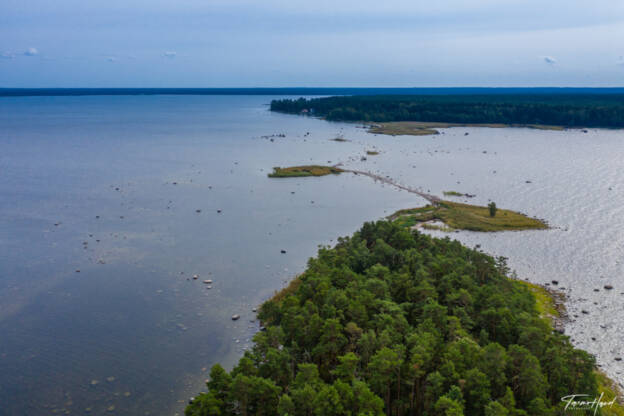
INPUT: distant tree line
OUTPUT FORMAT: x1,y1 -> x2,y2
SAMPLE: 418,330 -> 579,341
186,221 -> 598,416
270,95 -> 624,127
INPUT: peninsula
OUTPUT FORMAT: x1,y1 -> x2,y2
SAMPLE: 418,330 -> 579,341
186,221 -> 622,416
270,94 -> 624,129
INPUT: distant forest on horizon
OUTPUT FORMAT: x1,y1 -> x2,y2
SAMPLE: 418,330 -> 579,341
270,95 -> 624,127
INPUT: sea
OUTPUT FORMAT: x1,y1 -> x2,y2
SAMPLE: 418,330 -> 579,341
1,92 -> 624,415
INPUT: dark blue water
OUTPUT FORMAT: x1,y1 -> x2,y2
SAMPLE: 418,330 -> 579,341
0,95 -> 418,415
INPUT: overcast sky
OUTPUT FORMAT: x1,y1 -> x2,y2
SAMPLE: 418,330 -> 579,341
1,0 -> 624,87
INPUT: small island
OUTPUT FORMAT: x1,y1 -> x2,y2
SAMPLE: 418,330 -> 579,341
443,190 -> 476,198
389,200 -> 548,232
443,190 -> 465,197
369,121 -> 564,137
268,165 -> 344,178
369,122 -> 440,136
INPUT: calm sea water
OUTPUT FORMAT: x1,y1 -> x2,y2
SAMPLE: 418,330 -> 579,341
1,95 -> 623,415
0,96 -> 419,415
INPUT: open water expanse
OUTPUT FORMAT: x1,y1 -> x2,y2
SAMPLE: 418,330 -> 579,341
1,95 -> 624,415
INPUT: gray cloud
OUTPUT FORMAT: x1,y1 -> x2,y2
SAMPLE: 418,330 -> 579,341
0,52 -> 15,59
163,51 -> 176,59
542,56 -> 557,65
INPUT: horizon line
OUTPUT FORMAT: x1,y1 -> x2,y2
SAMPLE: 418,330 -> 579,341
3,86 -> 624,97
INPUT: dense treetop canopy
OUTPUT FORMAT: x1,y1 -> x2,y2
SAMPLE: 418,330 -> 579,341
186,221 -> 598,416
270,95 -> 624,127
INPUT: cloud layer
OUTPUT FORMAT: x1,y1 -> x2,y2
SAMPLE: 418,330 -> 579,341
1,0 -> 624,86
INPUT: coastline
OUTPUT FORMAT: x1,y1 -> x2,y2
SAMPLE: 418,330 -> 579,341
187,220 -> 624,415
270,95 -> 624,131
517,280 -> 624,413
263,256 -> 624,413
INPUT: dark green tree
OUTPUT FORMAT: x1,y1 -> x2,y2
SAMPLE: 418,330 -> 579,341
488,202 -> 497,217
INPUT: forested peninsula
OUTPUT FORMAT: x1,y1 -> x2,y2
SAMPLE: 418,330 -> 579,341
270,95 -> 624,128
186,221 -> 622,416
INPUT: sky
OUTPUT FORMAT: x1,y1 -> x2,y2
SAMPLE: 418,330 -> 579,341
1,0 -> 624,87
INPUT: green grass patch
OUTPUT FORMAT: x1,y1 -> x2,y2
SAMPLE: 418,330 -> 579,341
390,200 -> 547,232
369,122 -> 439,136
443,191 -> 464,197
330,136 -> 349,142
596,371 -> 624,415
366,150 -> 380,155
268,165 -> 344,178
516,281 -> 559,319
